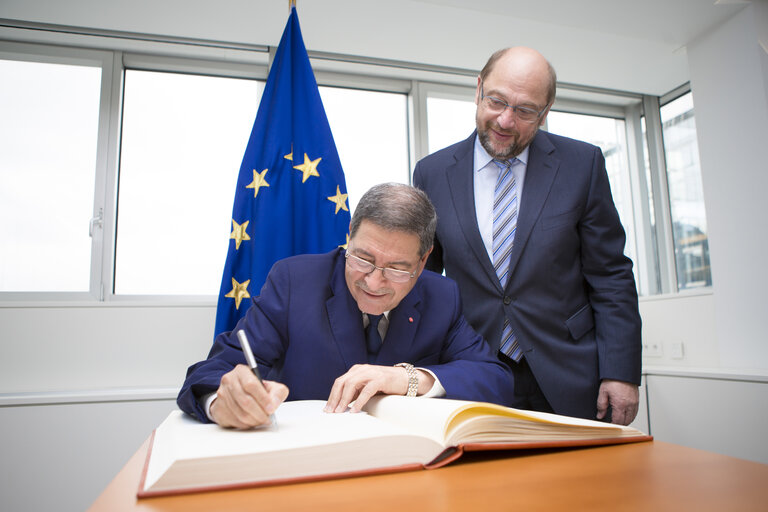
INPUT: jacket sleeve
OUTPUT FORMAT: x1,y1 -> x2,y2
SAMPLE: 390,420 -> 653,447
579,146 -> 642,384
176,260 -> 292,422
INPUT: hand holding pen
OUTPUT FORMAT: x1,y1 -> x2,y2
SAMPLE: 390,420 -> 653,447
208,330 -> 288,429
236,329 -> 280,427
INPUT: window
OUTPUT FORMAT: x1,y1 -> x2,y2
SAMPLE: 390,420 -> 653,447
0,30 -> 709,302
114,72 -> 411,296
544,112 -> 637,267
319,86 -> 410,213
115,70 -> 261,295
426,96 -> 476,154
0,57 -> 101,292
660,92 -> 711,290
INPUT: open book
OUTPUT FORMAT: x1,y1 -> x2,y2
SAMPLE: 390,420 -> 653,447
138,396 -> 651,497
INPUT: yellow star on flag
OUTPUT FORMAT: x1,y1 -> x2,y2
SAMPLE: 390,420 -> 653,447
224,277 -> 251,310
293,153 -> 321,183
340,233 -> 350,250
327,185 -> 349,214
246,168 -> 270,197
229,219 -> 250,250
284,145 -> 293,161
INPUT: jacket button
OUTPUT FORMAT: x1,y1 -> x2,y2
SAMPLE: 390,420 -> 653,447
503,296 -> 512,305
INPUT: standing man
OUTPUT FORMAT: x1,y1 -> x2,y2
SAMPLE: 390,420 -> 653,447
413,47 -> 641,425
177,183 -> 515,428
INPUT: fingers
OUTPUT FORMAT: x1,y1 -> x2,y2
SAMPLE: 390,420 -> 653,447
596,380 -> 640,425
596,387 -> 609,420
350,381 -> 381,412
212,365 -> 285,429
324,365 -> 363,413
610,401 -> 638,426
325,365 -> 408,413
264,380 -> 290,408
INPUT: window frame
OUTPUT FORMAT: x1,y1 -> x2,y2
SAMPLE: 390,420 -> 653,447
0,40 -> 115,302
0,24 -> 712,305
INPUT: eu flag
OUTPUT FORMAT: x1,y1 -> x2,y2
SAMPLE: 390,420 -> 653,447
214,7 -> 351,337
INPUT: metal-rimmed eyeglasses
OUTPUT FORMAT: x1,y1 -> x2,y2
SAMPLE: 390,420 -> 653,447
345,251 -> 417,283
480,84 -> 547,124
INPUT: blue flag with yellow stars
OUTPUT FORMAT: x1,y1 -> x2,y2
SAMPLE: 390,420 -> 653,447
214,6 -> 351,337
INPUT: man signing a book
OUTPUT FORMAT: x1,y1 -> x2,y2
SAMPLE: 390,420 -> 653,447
177,183 -> 515,428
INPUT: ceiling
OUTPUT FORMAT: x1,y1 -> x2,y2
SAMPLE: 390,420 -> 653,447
0,0 -> 753,96
409,0 -> 751,95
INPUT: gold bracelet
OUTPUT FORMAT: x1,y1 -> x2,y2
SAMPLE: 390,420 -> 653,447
395,363 -> 418,397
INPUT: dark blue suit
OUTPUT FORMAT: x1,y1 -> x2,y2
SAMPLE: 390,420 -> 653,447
413,131 -> 641,419
177,248 -> 515,422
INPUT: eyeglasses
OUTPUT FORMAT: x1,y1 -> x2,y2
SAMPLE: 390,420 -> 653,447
480,85 -> 547,124
345,251 -> 417,283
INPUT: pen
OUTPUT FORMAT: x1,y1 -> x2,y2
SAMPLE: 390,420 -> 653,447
236,329 -> 277,426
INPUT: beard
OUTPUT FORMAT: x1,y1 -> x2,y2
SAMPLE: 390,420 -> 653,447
477,119 -> 539,160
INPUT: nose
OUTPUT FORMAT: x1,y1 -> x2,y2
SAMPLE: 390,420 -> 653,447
364,267 -> 388,288
497,108 -> 518,129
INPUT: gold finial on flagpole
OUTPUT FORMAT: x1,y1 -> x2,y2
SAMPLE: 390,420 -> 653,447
289,0 -> 296,10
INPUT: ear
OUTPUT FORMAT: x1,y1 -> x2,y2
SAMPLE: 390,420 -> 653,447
475,76 -> 482,106
418,246 -> 433,268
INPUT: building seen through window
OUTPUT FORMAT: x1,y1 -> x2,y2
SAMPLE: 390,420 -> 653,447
660,92 -> 712,290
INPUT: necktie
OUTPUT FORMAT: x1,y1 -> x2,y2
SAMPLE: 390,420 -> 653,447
366,313 -> 383,363
492,159 -> 522,362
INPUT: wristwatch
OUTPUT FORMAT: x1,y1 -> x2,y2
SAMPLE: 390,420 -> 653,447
395,363 -> 418,397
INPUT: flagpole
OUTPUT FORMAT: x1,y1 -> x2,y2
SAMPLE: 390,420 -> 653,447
289,0 -> 296,9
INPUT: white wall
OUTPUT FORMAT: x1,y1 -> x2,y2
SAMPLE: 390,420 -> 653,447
0,398 -> 176,512
646,372 -> 768,465
685,1 -> 768,371
0,304 -> 214,393
1,1 -> 768,510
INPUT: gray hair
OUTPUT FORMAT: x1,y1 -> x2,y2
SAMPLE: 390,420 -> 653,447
350,183 -> 437,257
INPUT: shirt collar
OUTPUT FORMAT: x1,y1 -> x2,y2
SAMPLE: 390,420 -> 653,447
473,134 -> 530,172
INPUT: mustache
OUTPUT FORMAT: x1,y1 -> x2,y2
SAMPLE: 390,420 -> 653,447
355,280 -> 392,296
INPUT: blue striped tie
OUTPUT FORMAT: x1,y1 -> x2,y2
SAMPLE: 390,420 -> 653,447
493,159 -> 522,362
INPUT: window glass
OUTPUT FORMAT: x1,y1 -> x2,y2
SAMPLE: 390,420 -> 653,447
660,92 -> 711,290
427,96 -> 476,154
546,112 -> 637,268
0,58 -> 101,292
319,86 -> 409,213
115,70 -> 261,295
116,74 -> 410,295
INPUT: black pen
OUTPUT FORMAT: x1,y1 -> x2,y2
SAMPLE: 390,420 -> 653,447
236,329 -> 277,426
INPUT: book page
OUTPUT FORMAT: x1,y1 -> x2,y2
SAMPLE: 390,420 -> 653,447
144,401 -> 444,492
363,396 -> 645,448
363,395 -> 475,446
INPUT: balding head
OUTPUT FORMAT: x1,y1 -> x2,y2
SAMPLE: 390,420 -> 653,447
479,47 -> 557,106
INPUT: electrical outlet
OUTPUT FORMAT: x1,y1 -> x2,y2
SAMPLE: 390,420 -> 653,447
643,342 -> 663,357
670,342 -> 684,359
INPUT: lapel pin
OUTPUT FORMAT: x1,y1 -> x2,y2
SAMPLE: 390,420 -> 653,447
409,317 -> 413,323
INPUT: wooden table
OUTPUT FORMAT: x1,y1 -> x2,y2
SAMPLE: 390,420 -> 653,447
89,438 -> 768,511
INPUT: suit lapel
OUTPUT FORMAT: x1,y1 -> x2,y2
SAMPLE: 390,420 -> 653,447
446,133 -> 502,292
506,131 -> 560,284
376,284 -> 422,365
326,252 -> 367,366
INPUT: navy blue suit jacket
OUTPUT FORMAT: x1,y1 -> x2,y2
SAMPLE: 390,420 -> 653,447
177,248 -> 515,422
413,131 -> 641,419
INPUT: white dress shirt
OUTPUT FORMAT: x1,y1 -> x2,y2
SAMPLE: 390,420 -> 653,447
473,135 -> 530,262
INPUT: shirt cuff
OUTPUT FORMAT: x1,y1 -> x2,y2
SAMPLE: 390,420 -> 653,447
202,392 -> 218,421
416,367 -> 445,398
